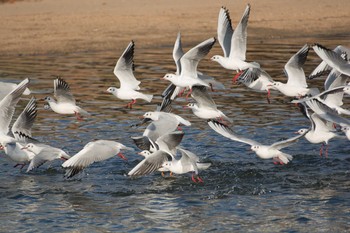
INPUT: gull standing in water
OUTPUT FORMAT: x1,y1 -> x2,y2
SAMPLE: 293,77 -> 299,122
44,77 -> 90,120
163,37 -> 216,99
208,120 -> 308,164
107,41 -> 153,108
62,140 -> 133,178
211,4 -> 260,76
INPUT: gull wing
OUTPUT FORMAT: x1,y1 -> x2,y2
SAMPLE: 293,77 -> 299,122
113,41 -> 141,90
208,120 -> 260,146
217,6 -> 233,57
180,37 -> 216,78
0,78 -> 29,135
11,97 -> 37,142
285,44 -> 309,87
128,150 -> 170,176
173,32 -> 184,75
271,130 -> 308,150
54,77 -> 76,104
190,86 -> 217,109
229,4 -> 250,60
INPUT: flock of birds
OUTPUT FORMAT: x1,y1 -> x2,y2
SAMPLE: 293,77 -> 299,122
1,4 -> 350,183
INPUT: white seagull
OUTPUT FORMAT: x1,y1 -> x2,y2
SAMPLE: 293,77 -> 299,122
309,45 -> 350,79
62,140 -> 133,178
211,4 -> 260,75
208,120 -> 307,164
44,77 -> 90,120
1,97 -> 37,169
22,143 -> 71,172
107,41 -> 153,108
268,44 -> 318,98
234,67 -> 274,103
0,80 -> 31,100
184,86 -> 232,124
313,44 -> 350,77
163,37 -> 216,99
296,103 -> 343,157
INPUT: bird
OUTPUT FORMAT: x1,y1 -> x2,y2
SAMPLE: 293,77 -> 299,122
22,143 -> 71,172
0,78 -> 31,147
233,67 -> 274,103
312,44 -> 350,77
184,86 -> 232,124
208,120 -> 308,164
163,37 -> 216,99
0,80 -> 31,100
211,4 -> 260,76
268,44 -> 318,98
162,147 -> 211,183
61,140 -> 134,178
1,97 -> 37,169
296,103 -> 344,157
309,45 -> 350,79
44,77 -> 90,120
107,41 -> 153,108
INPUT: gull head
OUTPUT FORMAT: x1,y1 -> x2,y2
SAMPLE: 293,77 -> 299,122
343,86 -> 350,95
138,150 -> 151,157
267,82 -> 280,90
162,161 -> 172,169
185,103 -> 196,109
44,96 -> 54,103
107,87 -> 117,94
142,112 -> 159,120
163,74 -> 176,81
251,145 -> 260,152
210,55 -> 222,63
296,128 -> 308,135
21,143 -> 40,154
341,126 -> 350,133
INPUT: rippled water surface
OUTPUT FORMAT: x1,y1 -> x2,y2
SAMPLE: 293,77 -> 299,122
1,36 -> 350,232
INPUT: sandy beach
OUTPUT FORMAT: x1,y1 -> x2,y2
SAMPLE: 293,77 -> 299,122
0,0 -> 349,55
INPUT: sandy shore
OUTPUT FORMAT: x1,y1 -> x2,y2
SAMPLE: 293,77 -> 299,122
0,0 -> 349,55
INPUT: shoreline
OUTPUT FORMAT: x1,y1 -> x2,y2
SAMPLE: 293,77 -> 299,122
0,0 -> 349,56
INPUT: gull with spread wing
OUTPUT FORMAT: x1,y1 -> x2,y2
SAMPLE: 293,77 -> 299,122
44,77 -> 90,120
107,41 -> 153,108
208,120 -> 307,164
211,4 -> 260,76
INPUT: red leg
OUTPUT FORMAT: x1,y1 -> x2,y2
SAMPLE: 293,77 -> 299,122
74,112 -> 83,121
233,71 -> 243,83
196,176 -> 204,183
267,89 -> 271,104
191,173 -> 197,183
319,143 -> 324,157
117,152 -> 127,161
185,88 -> 193,100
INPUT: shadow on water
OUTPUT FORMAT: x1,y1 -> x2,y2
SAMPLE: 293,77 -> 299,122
0,36 -> 350,232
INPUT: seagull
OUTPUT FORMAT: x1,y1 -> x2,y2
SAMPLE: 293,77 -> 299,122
309,45 -> 350,79
313,44 -> 350,76
1,97 -> 37,169
107,41 -> 153,108
234,67 -> 274,103
62,140 -> 133,178
208,120 -> 308,164
44,77 -> 90,120
296,103 -> 343,157
163,37 -> 216,99
211,4 -> 260,75
0,80 -> 31,100
184,86 -> 232,124
162,147 -> 211,183
22,143 -> 71,172
0,78 -> 30,145
268,44 -> 318,98
129,131 -> 184,176
132,112 -> 188,151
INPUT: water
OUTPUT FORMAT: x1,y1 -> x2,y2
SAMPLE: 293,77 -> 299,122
1,36 -> 350,232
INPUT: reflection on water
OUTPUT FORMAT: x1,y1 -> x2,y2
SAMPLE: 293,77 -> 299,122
0,36 -> 350,232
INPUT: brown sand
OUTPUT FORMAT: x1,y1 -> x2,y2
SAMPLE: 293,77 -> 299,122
0,0 -> 349,55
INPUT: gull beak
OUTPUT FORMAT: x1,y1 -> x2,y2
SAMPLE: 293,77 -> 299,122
0,145 -> 3,150
21,146 -> 28,150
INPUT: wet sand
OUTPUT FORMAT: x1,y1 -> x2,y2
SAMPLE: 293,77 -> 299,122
0,0 -> 349,55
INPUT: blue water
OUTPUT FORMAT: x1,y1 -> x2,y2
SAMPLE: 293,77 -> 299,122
1,36 -> 350,232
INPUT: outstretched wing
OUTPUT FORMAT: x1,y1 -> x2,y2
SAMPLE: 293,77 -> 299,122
113,41 -> 141,90
54,77 -> 76,104
217,6 -> 233,57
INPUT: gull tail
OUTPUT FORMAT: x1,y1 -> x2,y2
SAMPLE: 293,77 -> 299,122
141,93 -> 153,102
196,162 -> 212,170
277,153 -> 293,164
77,107 -> 90,116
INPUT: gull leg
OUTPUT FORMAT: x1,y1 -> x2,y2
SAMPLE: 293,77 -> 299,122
191,173 -> 198,183
325,144 -> 329,158
185,88 -> 193,100
161,172 -> 165,177
117,152 -> 127,161
319,143 -> 324,157
233,71 -> 243,83
74,112 -> 83,121
196,176 -> 204,183
267,89 -> 271,104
